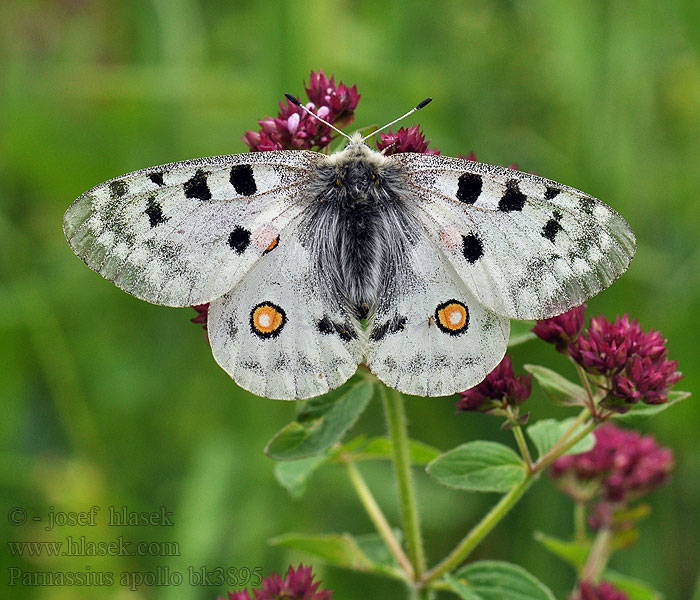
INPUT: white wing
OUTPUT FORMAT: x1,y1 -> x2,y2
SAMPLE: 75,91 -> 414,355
391,153 -> 636,320
366,238 -> 510,397
64,151 -> 322,307
207,227 -> 363,400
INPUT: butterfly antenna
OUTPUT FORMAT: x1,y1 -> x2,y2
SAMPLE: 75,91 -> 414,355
284,94 -> 353,142
361,97 -> 433,142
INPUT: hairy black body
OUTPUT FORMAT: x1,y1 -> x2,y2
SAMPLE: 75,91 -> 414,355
303,153 -> 419,319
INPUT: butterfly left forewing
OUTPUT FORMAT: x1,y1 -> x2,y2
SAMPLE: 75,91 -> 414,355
64,151 -> 321,307
366,237 -> 510,397
207,226 -> 363,400
392,153 -> 636,320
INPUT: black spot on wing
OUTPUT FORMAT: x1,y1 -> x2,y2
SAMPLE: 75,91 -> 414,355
542,218 -> 563,242
144,196 -> 167,227
230,164 -> 257,196
544,186 -> 560,200
148,172 -> 165,186
370,315 -> 407,342
184,169 -> 211,200
109,180 -> 128,198
499,179 -> 526,212
456,173 -> 482,204
228,226 -> 251,253
316,316 -> 358,342
461,234 -> 483,263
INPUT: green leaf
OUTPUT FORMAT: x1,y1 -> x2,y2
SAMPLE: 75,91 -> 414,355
603,570 -> 663,600
527,418 -> 595,459
265,380 -> 374,460
426,441 -> 525,492
271,532 -> 373,571
444,560 -> 556,600
273,454 -> 328,499
347,436 -> 441,465
525,364 -> 588,406
270,532 -> 402,578
508,320 -> 536,347
613,390 -> 690,422
533,531 -> 590,569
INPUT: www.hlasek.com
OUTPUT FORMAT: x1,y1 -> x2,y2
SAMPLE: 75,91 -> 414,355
8,536 -> 180,557
8,566 -> 264,590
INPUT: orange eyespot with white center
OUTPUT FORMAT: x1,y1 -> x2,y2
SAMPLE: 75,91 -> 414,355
250,302 -> 286,339
435,300 -> 469,336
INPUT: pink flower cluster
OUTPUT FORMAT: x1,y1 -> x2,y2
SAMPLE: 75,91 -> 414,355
377,125 -> 440,155
456,355 -> 532,413
533,307 -> 681,412
550,424 -> 673,505
219,564 -> 332,600
571,580 -> 629,600
243,70 -> 359,152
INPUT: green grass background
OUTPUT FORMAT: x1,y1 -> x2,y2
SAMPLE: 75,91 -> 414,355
1,1 -> 698,598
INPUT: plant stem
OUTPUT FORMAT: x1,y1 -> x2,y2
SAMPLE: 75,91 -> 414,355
381,385 -> 427,580
574,362 -> 596,408
582,527 -> 613,582
534,418 -> 597,473
574,502 -> 587,545
345,460 -> 414,579
423,473 -> 537,585
512,425 -> 533,471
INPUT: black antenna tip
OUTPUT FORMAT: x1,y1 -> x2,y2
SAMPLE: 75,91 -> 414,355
416,97 -> 433,110
285,93 -> 302,106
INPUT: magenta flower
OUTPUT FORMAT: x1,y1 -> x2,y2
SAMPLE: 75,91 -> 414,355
456,355 -> 532,413
243,70 -> 359,153
550,424 -> 673,504
567,314 -> 681,411
218,564 -> 332,600
532,305 -> 586,352
304,70 -> 360,129
377,125 -> 441,155
571,581 -> 629,600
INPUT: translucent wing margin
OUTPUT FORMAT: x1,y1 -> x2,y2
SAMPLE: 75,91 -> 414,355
63,150 -> 322,307
391,153 -> 636,320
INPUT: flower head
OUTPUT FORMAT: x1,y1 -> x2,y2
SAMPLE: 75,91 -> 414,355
532,305 -> 586,352
377,125 -> 440,155
571,581 -> 629,600
243,70 -> 359,152
218,564 -> 332,600
550,424 -> 673,504
304,70 -> 360,129
456,355 -> 532,413
567,314 -> 681,411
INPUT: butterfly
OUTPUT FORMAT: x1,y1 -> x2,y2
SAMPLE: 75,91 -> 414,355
63,97 -> 635,400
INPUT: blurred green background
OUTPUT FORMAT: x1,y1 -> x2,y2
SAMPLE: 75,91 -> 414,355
1,1 -> 698,598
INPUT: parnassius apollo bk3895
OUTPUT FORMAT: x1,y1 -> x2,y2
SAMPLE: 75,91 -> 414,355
64,100 -> 635,400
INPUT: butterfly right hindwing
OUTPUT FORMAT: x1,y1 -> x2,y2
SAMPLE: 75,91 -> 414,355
366,237 -> 510,397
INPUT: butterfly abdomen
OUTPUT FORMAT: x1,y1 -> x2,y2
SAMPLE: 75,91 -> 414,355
304,156 -> 418,319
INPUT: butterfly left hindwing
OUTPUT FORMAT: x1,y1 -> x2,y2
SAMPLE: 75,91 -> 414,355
207,226 -> 363,400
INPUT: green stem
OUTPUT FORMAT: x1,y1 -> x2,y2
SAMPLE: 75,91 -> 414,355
582,527 -> 613,582
574,362 -> 596,408
574,502 -> 587,545
423,473 -> 538,585
345,461 -> 414,579
381,385 -> 427,580
512,425 -> 533,471
534,418 -> 597,473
